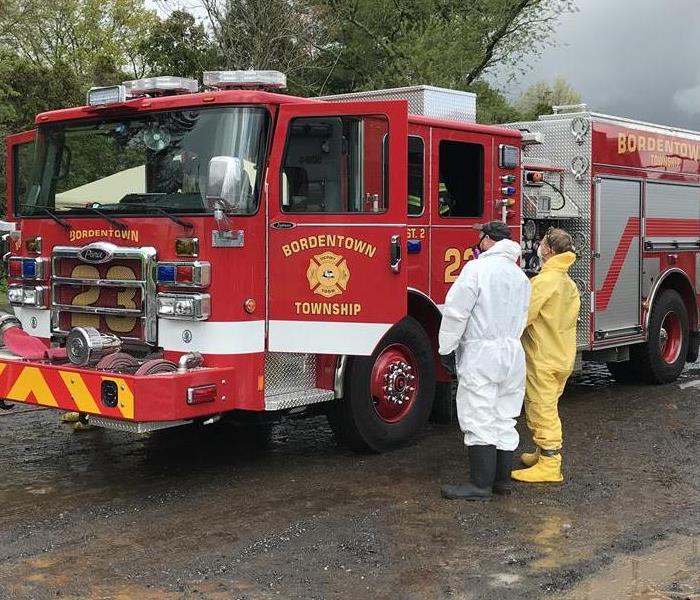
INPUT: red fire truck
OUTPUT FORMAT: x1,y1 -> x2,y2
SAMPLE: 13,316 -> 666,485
2,72 -> 699,451
509,106 -> 700,385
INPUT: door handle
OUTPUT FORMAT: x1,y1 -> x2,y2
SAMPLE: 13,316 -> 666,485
390,235 -> 401,273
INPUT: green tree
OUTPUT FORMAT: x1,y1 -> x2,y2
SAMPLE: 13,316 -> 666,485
0,0 -> 158,83
313,0 -> 578,94
469,81 -> 522,125
515,77 -> 582,120
138,10 -> 219,80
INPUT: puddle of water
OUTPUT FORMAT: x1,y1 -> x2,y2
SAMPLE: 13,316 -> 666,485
558,535 -> 700,600
489,572 -> 522,587
528,511 -> 576,570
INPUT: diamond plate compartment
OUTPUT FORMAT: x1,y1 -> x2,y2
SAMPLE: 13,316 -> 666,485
321,85 -> 476,123
265,353 -> 316,396
506,114 -> 593,349
264,353 -> 334,411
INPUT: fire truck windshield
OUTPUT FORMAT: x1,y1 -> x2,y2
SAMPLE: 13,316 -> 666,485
19,106 -> 269,217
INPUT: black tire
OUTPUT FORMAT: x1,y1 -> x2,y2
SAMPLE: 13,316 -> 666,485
629,289 -> 689,384
326,316 -> 436,452
606,360 -> 639,383
430,380 -> 457,424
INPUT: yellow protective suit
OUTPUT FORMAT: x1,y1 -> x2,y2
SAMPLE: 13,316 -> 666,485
521,251 -> 580,451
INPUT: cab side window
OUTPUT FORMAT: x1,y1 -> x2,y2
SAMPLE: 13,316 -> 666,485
438,140 -> 483,218
282,115 -> 388,213
407,136 -> 424,216
13,141 -> 35,213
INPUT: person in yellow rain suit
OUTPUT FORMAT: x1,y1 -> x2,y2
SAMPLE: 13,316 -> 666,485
511,228 -> 580,483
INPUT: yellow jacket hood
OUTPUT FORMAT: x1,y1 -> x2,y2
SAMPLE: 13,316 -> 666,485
541,251 -> 576,274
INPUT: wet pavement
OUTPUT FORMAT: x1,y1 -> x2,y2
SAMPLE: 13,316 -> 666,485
0,362 -> 699,599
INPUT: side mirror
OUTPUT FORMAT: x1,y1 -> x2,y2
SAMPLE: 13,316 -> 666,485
206,156 -> 247,212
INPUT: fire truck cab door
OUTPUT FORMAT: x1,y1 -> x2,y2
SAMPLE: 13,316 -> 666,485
4,129 -> 36,221
267,100 -> 408,355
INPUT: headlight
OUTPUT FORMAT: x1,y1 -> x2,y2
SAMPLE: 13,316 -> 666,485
8,285 -> 47,308
157,293 -> 210,321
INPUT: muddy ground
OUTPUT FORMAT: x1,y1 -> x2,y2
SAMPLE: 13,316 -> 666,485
0,362 -> 699,600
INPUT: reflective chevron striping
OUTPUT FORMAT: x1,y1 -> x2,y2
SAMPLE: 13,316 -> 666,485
0,363 -> 137,418
59,371 -> 100,413
6,366 -> 58,407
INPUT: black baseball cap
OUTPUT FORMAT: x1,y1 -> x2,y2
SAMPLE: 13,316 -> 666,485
473,221 -> 512,241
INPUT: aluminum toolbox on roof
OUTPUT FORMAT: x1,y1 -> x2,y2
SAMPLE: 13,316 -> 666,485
321,85 -> 477,123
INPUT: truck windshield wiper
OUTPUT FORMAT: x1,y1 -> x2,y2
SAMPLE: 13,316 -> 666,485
57,203 -> 129,230
18,204 -> 72,231
115,201 -> 195,231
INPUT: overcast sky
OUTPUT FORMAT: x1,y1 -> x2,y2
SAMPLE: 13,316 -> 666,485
506,0 -> 700,129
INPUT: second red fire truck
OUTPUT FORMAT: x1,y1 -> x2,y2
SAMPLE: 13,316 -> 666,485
2,72 -> 699,451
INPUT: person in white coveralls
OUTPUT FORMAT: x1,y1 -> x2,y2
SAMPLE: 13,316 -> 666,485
439,220 -> 530,501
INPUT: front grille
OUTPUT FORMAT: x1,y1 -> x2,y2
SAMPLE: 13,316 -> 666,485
51,246 -> 157,344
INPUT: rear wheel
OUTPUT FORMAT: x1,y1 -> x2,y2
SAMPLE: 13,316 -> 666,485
630,289 -> 688,384
327,317 -> 435,452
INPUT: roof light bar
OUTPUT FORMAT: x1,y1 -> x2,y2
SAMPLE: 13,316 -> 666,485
129,76 -> 199,97
203,70 -> 287,90
87,85 -> 128,106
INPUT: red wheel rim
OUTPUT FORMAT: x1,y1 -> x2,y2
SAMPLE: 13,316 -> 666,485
370,344 -> 419,423
659,311 -> 682,364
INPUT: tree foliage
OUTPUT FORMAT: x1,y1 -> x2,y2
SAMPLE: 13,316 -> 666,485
138,10 -> 218,80
516,77 -> 582,120
311,0 -> 577,93
0,0 -> 158,83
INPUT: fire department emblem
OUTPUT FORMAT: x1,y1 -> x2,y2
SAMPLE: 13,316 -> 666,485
306,252 -> 350,298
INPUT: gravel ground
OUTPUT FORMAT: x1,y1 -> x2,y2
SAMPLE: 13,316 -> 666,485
0,362 -> 698,599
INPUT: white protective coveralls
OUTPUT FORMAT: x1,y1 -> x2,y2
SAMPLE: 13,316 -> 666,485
439,239 -> 531,451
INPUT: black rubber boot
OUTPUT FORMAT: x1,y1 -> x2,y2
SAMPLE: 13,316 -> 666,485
493,450 -> 515,495
441,444 -> 497,501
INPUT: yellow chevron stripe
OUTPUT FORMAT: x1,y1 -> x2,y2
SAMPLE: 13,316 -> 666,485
7,367 -> 58,407
58,371 -> 100,414
102,377 -> 134,419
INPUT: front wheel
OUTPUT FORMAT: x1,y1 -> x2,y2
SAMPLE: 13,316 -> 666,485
327,317 -> 436,452
630,289 -> 689,384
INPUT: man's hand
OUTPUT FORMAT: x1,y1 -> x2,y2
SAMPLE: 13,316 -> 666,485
440,352 -> 457,377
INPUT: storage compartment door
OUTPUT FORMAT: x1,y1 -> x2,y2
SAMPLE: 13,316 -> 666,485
594,177 -> 641,339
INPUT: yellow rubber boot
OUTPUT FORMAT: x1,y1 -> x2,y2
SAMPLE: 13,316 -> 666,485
511,453 -> 563,483
520,449 -> 540,467
61,412 -> 80,423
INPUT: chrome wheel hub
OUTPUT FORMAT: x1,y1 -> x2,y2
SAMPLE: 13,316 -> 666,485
383,361 -> 415,405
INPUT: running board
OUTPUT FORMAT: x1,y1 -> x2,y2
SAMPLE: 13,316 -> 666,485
89,415 -> 192,433
264,388 -> 334,411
